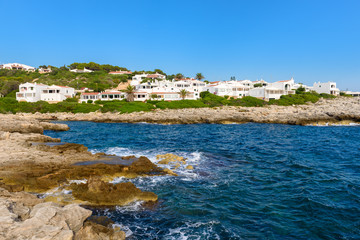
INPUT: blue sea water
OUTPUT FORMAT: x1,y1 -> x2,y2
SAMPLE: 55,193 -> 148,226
45,122 -> 360,240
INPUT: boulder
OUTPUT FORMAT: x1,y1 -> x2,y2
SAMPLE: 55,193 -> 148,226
71,177 -> 158,206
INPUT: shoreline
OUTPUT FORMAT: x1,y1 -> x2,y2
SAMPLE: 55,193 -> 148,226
6,97 -> 360,126
0,115 -> 192,239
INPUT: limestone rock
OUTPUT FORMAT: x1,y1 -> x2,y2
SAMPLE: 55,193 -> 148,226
71,177 -> 158,206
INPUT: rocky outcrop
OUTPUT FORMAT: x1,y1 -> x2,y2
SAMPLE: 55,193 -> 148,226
0,188 -> 92,240
71,177 -> 158,206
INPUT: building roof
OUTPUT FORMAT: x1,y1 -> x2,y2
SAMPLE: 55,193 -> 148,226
81,92 -> 100,95
101,91 -> 123,95
109,71 -> 132,74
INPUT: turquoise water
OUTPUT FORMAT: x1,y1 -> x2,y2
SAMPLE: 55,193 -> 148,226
45,122 -> 360,239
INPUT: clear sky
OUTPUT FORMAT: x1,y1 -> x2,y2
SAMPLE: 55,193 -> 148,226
0,0 -> 359,91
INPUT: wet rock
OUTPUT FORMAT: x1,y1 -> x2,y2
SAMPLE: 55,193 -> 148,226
163,168 -> 178,176
75,221 -> 126,240
71,177 -> 158,206
186,165 -> 194,170
157,153 -> 187,165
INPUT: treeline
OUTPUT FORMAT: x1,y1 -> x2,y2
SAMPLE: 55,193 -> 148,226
67,62 -> 129,72
0,91 -> 336,114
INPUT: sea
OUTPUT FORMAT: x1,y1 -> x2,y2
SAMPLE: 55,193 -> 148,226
45,122 -> 360,240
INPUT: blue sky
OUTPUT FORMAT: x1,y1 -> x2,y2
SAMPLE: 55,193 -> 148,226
0,0 -> 359,90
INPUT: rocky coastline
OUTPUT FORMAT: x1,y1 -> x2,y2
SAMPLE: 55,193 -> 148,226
0,115 -> 196,239
8,96 -> 360,125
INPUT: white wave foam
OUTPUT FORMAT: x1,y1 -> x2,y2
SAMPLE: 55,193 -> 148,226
69,179 -> 87,184
166,220 -> 222,240
112,223 -> 133,237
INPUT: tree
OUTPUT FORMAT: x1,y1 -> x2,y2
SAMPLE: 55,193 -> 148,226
296,85 -> 306,94
124,85 -> 135,102
253,83 -> 263,88
150,94 -> 158,100
179,89 -> 188,100
175,73 -> 184,80
195,73 -> 204,81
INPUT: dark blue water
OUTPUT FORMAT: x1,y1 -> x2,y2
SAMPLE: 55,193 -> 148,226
45,122 -> 360,240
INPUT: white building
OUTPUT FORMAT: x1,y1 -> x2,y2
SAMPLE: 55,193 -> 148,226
313,82 -> 340,96
70,68 -> 93,73
130,78 -> 206,101
0,63 -> 35,72
248,78 -> 296,100
109,70 -> 132,75
131,73 -> 166,85
16,83 -> 48,102
205,81 -> 250,98
79,92 -> 101,103
16,83 -> 75,103
343,91 -> 360,97
99,91 -> 126,101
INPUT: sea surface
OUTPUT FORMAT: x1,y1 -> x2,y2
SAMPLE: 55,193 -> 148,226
45,122 -> 360,240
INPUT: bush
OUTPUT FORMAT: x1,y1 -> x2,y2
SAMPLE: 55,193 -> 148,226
87,100 -> 93,104
230,96 -> 266,107
64,97 -> 79,102
155,100 -> 207,109
200,91 -> 230,107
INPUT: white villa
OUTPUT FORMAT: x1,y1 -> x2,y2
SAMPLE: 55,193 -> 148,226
248,78 -> 296,100
16,83 -> 75,103
79,92 -> 101,103
70,68 -> 93,73
109,70 -> 132,75
313,82 -> 340,96
0,63 -> 35,72
131,73 -> 166,84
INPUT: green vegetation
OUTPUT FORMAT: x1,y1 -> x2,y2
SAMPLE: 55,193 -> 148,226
0,90 -> 338,114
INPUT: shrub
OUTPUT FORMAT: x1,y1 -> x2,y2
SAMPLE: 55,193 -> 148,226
155,100 -> 207,109
64,97 -> 79,102
230,96 -> 266,107
87,100 -> 93,104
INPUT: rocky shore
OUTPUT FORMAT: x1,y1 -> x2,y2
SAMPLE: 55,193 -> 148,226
9,96 -> 360,125
0,116 -> 186,239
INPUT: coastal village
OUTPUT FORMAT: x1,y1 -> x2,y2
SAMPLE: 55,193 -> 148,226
1,62 -> 359,104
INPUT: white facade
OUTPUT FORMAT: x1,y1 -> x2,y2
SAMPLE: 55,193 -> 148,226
205,81 -> 250,98
16,83 -> 75,103
0,63 -> 35,72
313,82 -> 340,96
70,68 -> 93,73
79,92 -> 101,103
16,83 -> 48,102
248,79 -> 296,100
99,91 -> 126,101
130,78 -> 206,101
131,73 -> 166,85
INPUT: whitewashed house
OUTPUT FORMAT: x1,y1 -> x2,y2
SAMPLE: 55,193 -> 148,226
248,78 -> 296,100
0,63 -> 35,72
79,92 -> 101,103
70,68 -> 93,73
99,91 -> 126,101
16,83 -> 75,103
205,81 -> 250,98
40,85 -> 75,103
16,83 -> 48,102
109,70 -> 132,75
131,73 -> 166,85
313,82 -> 340,96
